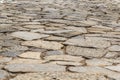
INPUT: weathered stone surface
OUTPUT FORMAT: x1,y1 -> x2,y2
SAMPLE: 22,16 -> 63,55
32,29 -> 73,34
44,50 -> 64,56
65,36 -> 111,48
1,51 -> 23,57
11,31 -> 49,40
4,64 -> 66,72
69,66 -> 120,79
104,52 -> 119,58
7,45 -> 28,51
44,36 -> 67,41
0,57 -> 12,64
64,26 -> 87,33
10,72 -> 108,80
108,45 -> 120,51
0,0 -> 120,79
54,31 -> 81,38
44,55 -> 84,62
103,58 -> 120,64
86,59 -> 112,66
18,52 -> 41,59
48,61 -> 83,66
87,25 -> 113,33
66,46 -> 107,58
22,40 -> 64,50
105,65 -> 120,72
0,70 -> 9,80
23,25 -> 46,29
8,58 -> 44,64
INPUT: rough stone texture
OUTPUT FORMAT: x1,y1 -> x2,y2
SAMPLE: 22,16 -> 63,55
11,31 -> 49,40
86,59 -> 112,66
66,46 -> 107,58
69,66 -> 120,79
18,52 -> 41,59
0,70 -> 9,80
7,58 -> 44,64
4,63 -> 66,72
44,55 -> 84,62
48,61 -> 83,66
108,45 -> 120,51
105,52 -> 119,58
10,72 -> 108,80
105,65 -> 120,72
0,0 -> 120,80
22,40 -> 64,50
0,57 -> 12,63
65,36 -> 111,48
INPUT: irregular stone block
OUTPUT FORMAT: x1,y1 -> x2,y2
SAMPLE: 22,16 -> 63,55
66,46 -> 107,58
4,63 -> 66,72
18,52 -> 41,59
22,40 -> 64,50
65,36 -> 111,48
11,31 -> 49,40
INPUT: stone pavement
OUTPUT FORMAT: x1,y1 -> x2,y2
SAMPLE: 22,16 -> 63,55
0,0 -> 120,80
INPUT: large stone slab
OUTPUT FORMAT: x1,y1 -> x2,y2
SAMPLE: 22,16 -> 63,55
10,72 -> 108,80
64,36 -> 111,48
7,58 -> 44,64
11,31 -> 49,40
86,59 -> 112,66
22,40 -> 63,50
4,63 -> 66,72
69,66 -> 120,79
66,46 -> 107,58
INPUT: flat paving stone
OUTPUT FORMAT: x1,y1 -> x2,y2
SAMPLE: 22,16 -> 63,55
4,63 -> 66,72
11,31 -> 49,40
66,46 -> 107,58
22,40 -> 64,50
69,66 -> 120,80
65,36 -> 111,48
10,72 -> 108,80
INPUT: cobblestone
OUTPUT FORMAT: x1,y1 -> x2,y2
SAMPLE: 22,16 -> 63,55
0,0 -> 120,80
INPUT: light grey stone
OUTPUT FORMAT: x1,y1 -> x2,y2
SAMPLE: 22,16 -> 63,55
65,36 -> 111,48
10,72 -> 108,80
22,40 -> 63,50
108,45 -> 120,51
11,31 -> 49,40
66,46 -> 107,58
105,65 -> 120,72
0,70 -> 9,80
44,55 -> 84,62
86,59 -> 112,66
4,63 -> 66,72
69,66 -> 120,80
